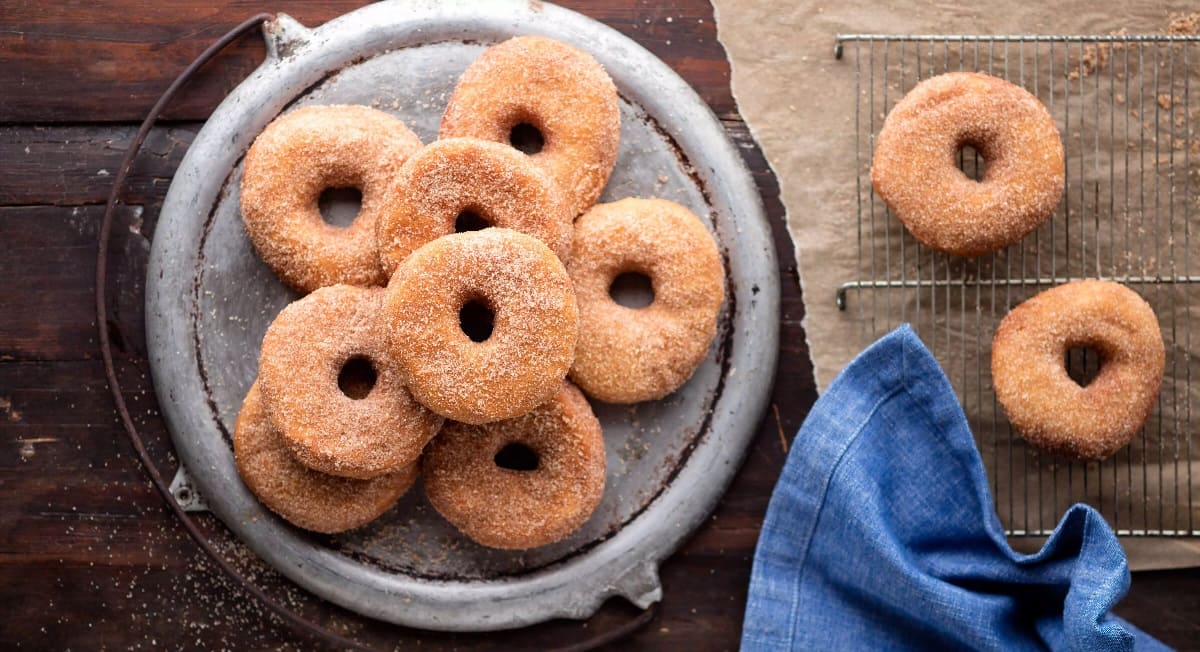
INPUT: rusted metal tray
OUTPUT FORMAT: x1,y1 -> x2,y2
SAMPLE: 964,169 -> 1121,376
146,0 -> 778,631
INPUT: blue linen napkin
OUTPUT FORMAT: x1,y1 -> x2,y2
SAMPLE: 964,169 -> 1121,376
742,324 -> 1170,651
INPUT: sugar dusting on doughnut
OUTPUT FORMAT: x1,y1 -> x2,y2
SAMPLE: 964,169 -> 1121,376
440,36 -> 620,217
568,198 -> 724,403
234,382 -> 417,534
376,138 -> 572,276
991,280 -> 1164,460
422,380 -> 605,549
872,72 -> 1065,257
384,229 -> 579,424
241,104 -> 422,293
257,285 -> 443,479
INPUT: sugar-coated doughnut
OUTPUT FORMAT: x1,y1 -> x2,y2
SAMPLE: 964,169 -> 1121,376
422,381 -> 605,549
257,285 -> 442,479
375,138 -> 572,276
440,36 -> 620,217
383,229 -> 578,425
991,280 -> 1164,460
872,72 -> 1065,257
234,382 -> 417,534
568,198 -> 724,403
240,104 -> 422,293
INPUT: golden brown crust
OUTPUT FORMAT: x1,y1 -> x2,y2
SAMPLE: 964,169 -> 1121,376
991,280 -> 1165,460
375,138 -> 573,276
234,382 -> 418,534
240,105 -> 423,293
422,381 -> 606,549
257,285 -> 443,479
383,229 -> 579,424
871,72 -> 1065,257
439,36 -> 620,217
567,198 -> 724,403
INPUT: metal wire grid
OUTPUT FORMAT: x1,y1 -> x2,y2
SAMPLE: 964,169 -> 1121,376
834,34 -> 1200,537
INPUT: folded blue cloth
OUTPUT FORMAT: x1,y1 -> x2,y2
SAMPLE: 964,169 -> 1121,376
742,325 -> 1169,651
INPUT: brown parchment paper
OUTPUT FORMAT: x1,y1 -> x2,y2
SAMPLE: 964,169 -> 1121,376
712,0 -> 1200,569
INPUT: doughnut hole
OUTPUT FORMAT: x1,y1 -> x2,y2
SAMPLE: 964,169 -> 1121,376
509,122 -> 545,155
317,187 -> 363,227
337,355 -> 377,399
459,298 -> 495,342
956,143 -> 988,182
454,209 -> 491,233
609,271 -> 655,309
493,442 -> 539,471
1065,346 -> 1104,387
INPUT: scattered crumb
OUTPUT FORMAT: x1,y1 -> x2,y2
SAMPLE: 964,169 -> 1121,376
1167,12 -> 1199,36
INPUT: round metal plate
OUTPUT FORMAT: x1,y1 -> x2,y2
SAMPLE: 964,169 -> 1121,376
146,0 -> 778,632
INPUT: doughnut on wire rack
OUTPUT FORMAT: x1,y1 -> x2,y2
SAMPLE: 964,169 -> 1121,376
834,34 -> 1199,538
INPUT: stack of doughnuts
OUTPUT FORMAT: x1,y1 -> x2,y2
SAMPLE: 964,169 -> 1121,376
232,36 -> 725,548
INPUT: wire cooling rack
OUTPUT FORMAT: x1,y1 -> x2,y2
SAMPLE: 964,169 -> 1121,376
834,34 -> 1200,537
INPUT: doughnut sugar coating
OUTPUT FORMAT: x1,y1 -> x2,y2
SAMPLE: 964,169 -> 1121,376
240,104 -> 423,293
991,280 -> 1165,460
872,72 -> 1064,257
375,137 -> 572,276
257,285 -> 443,479
440,36 -> 620,217
383,229 -> 579,424
422,381 -> 605,550
234,382 -> 418,534
568,198 -> 724,403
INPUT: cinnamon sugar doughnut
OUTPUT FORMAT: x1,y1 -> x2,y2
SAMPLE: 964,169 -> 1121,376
872,72 -> 1065,257
257,285 -> 442,479
383,229 -> 578,424
240,104 -> 422,293
234,383 -> 417,534
568,198 -> 724,403
422,381 -> 605,549
375,138 -> 572,276
440,36 -> 620,217
991,280 -> 1165,460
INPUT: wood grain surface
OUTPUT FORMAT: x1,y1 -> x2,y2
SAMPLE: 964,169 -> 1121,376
0,1 -> 1195,650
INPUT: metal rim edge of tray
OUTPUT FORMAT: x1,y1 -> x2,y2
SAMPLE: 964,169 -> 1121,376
145,0 -> 779,632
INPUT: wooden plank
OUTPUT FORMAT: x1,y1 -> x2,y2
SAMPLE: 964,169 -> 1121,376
0,125 -> 196,206
0,0 -> 734,123
0,204 -> 150,361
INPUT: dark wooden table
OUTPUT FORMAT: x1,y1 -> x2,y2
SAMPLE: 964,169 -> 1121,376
1,2 -> 1196,650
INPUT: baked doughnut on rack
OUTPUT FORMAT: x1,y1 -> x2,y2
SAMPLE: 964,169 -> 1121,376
440,36 -> 620,217
240,104 -> 422,292
991,280 -> 1165,460
872,72 -> 1064,257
